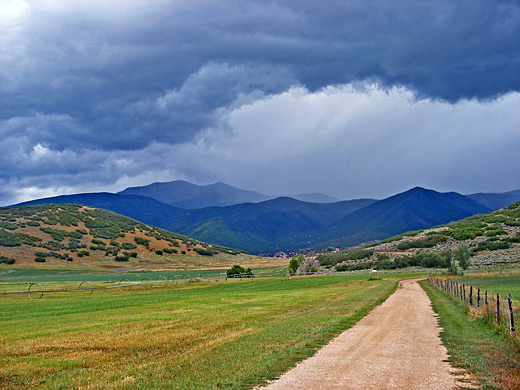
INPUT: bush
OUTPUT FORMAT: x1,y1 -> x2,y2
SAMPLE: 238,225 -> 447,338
0,229 -> 21,247
227,264 -> 253,277
155,250 -> 163,255
288,256 -> 300,274
0,256 -> 15,264
121,242 -> 137,250
34,257 -> 46,263
318,249 -> 373,267
134,237 -> 150,248
194,247 -> 216,256
114,255 -> 129,262
77,250 -> 90,257
474,239 -> 510,252
485,229 -> 507,237
344,249 -> 373,260
457,245 -> 471,270
396,234 -> 448,250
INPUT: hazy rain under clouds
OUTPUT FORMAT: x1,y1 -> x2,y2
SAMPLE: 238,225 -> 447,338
1,0 -> 519,204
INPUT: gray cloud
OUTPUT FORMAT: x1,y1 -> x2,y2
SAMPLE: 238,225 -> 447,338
1,0 -> 519,204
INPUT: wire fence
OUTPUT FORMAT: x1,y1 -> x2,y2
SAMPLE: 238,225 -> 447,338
429,275 -> 518,335
0,268 -> 436,299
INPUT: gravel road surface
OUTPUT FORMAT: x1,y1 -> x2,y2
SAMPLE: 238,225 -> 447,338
260,279 -> 461,389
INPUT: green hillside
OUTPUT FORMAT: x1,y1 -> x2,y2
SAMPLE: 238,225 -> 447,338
318,201 -> 520,272
0,204 -> 245,268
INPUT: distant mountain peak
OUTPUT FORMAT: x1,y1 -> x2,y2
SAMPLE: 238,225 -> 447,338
118,180 -> 272,209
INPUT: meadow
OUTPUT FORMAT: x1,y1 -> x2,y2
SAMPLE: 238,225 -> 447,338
450,273 -> 520,301
0,272 -> 416,389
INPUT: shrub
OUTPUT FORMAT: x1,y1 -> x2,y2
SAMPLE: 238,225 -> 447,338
0,229 -> 21,247
34,257 -> 46,263
121,242 -> 137,250
114,255 -> 129,262
457,245 -> 471,270
227,264 -> 253,277
194,247 -> 217,256
77,250 -> 90,257
0,256 -> 15,264
155,250 -> 163,255
134,237 -> 150,248
474,239 -> 510,252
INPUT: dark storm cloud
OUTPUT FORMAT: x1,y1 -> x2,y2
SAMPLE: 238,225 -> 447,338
1,0 -> 519,204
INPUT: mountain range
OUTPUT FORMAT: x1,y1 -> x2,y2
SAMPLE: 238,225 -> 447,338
118,180 -> 338,209
12,181 -> 520,254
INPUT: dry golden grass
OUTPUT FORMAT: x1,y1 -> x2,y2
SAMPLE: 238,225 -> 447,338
0,273 -> 402,389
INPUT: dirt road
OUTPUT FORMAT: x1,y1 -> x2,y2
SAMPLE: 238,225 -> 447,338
260,279 -> 460,389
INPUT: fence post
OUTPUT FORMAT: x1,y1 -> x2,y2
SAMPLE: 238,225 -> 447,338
508,294 -> 515,334
469,285 -> 473,306
496,293 -> 500,324
463,284 -> 466,302
477,287 -> 480,307
485,290 -> 488,305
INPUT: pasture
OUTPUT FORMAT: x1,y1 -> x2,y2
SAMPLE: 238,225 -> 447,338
0,271 -> 417,389
450,273 -> 520,301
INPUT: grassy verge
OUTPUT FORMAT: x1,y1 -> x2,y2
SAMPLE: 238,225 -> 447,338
1,273 -> 404,389
420,280 -> 520,389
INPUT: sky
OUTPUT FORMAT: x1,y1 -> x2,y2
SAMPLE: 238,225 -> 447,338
1,0 -> 519,205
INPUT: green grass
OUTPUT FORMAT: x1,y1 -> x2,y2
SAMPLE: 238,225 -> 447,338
420,280 -> 520,389
0,273 -> 414,389
450,274 -> 520,301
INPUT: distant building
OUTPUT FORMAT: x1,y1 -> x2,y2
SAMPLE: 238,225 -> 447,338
273,252 -> 287,259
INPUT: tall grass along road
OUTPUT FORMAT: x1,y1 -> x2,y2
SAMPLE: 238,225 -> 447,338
260,279 -> 459,390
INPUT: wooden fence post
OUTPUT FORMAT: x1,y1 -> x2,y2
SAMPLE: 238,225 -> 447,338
496,293 -> 500,324
508,294 -> 515,334
477,287 -> 480,307
485,290 -> 488,305
469,285 -> 473,306
463,284 -> 466,302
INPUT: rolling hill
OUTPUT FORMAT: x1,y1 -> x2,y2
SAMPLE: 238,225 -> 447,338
0,204 -> 245,268
118,180 -> 342,209
163,197 -> 376,253
317,200 -> 520,272
310,187 -> 491,248
14,193 -> 186,227
165,187 -> 492,254
9,182 -> 519,256
467,189 -> 520,211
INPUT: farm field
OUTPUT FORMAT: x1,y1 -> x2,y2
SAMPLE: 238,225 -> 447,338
0,272 -> 417,389
449,273 -> 520,301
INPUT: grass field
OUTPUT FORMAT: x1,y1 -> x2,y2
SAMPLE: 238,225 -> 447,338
450,274 -> 520,302
0,272 -> 420,389
421,280 -> 520,389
